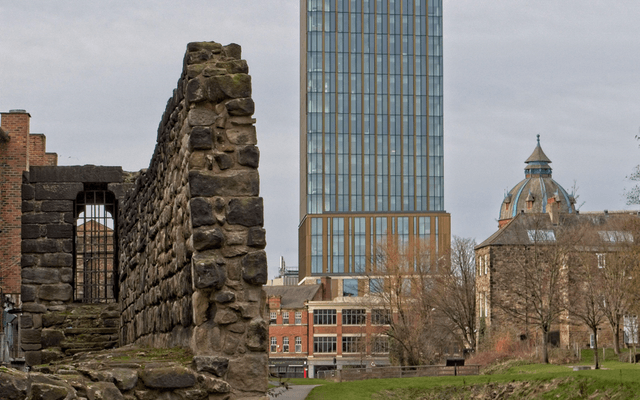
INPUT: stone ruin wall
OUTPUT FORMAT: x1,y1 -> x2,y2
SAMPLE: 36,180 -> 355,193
117,41 -> 269,396
20,166 -> 128,366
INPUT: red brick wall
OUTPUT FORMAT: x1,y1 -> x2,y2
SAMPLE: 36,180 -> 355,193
0,111 -> 57,295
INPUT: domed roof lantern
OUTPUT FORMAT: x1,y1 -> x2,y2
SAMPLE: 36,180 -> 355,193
498,135 -> 576,228
524,135 -> 552,178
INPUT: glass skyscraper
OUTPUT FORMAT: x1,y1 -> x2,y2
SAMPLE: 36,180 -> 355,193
299,0 -> 450,285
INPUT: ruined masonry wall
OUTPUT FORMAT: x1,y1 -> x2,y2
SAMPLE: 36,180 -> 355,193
118,41 -> 268,397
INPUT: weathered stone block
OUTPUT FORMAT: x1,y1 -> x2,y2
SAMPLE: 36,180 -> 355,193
192,255 -> 226,290
111,368 -> 138,391
24,351 -> 42,367
21,213 -> 62,225
22,303 -> 47,313
247,227 -> 266,248
246,318 -> 268,352
140,366 -> 196,389
227,354 -> 268,393
21,201 -> 35,212
21,254 -> 37,267
40,200 -> 73,212
60,268 -> 73,283
215,291 -> 235,304
188,108 -> 217,126
186,77 -> 207,104
225,98 -> 254,116
227,198 -> 263,227
23,268 -> 60,284
213,309 -> 238,325
21,239 -> 59,253
41,329 -> 65,348
192,356 -> 229,377
212,74 -> 251,99
39,284 -> 72,301
189,126 -> 213,150
30,382 -> 69,400
34,183 -> 83,200
21,329 -> 42,344
41,253 -> 73,267
22,184 -> 34,200
42,313 -> 66,328
86,381 -> 124,400
190,198 -> 216,228
189,170 -> 259,197
20,315 -> 33,329
188,41 -> 223,53
226,126 -> 257,145
21,285 -> 36,303
237,145 -> 260,168
241,251 -> 268,285
29,165 -> 123,183
192,226 -> 225,251
21,224 -> 41,239
223,43 -> 242,59
200,375 -> 231,394
46,224 -> 73,238
213,153 -> 233,170
218,59 -> 248,74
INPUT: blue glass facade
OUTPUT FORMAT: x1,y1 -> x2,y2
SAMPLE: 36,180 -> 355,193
300,0 -> 448,279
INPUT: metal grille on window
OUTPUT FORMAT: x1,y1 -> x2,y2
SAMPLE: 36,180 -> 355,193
75,189 -> 116,303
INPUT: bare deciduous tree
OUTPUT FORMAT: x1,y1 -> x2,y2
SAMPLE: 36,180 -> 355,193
366,239 -> 445,366
568,249 -> 607,369
431,236 -> 477,351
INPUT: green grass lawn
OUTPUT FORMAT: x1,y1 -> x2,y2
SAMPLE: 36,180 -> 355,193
303,353 -> 640,400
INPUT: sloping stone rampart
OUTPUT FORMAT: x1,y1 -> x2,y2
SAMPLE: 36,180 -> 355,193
117,41 -> 268,398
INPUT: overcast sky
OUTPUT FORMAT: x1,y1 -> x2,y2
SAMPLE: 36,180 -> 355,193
2,1 -> 639,279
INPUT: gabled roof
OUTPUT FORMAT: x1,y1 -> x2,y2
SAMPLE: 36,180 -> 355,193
264,284 -> 321,309
478,211 -> 640,249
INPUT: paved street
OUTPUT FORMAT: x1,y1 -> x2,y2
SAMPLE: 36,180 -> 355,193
268,384 -> 320,400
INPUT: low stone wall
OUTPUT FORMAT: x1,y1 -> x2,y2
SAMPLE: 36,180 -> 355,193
0,346 -> 238,400
117,41 -> 268,398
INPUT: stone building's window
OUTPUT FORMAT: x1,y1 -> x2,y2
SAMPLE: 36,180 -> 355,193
270,337 -> 277,352
282,312 -> 289,325
283,337 -> 290,352
372,309 -> 391,325
74,188 -> 117,303
295,311 -> 302,324
342,336 -> 362,353
373,337 -> 389,353
270,311 -> 277,324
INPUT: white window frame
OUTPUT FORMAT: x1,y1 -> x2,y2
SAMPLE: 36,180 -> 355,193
270,336 -> 277,353
283,336 -> 289,353
597,253 -> 606,269
282,311 -> 289,325
295,311 -> 302,324
270,311 -> 277,324
295,336 -> 302,353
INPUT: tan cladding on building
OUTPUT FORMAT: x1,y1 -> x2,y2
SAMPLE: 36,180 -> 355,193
299,212 -> 450,280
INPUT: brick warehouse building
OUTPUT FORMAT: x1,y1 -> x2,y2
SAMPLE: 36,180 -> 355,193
0,110 -> 57,362
266,277 -> 392,378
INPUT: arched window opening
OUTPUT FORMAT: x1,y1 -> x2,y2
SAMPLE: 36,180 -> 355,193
74,186 -> 117,303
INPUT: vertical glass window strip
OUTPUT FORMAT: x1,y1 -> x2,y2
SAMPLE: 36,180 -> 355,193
331,218 -> 344,273
428,0 -> 444,211
398,217 -> 409,247
352,217 -> 366,273
283,337 -> 290,352
295,311 -> 302,324
311,218 -> 323,274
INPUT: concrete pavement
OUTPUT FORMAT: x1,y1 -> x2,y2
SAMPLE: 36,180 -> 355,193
268,384 -> 321,400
